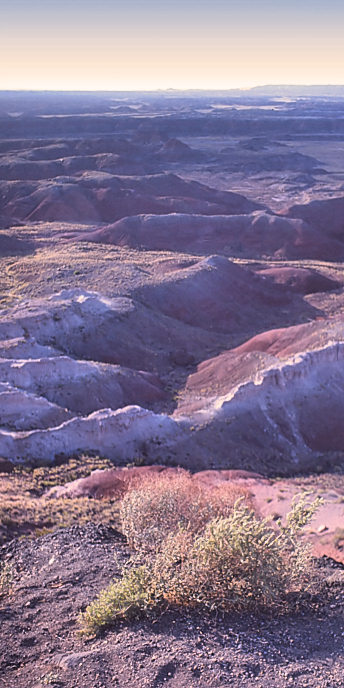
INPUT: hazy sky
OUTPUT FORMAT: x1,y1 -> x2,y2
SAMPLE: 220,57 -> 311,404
1,0 -> 343,90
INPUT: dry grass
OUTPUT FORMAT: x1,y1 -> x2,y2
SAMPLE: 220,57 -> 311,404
0,455 -> 118,545
119,472 -> 249,552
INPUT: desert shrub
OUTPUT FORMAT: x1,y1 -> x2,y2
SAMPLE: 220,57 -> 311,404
80,565 -> 153,635
152,494 -> 322,611
119,472 -> 247,552
81,492 -> 321,634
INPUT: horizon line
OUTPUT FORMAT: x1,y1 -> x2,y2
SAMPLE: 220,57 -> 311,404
1,84 -> 344,94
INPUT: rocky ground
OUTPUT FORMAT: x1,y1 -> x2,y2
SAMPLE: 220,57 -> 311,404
0,523 -> 343,688
0,460 -> 344,687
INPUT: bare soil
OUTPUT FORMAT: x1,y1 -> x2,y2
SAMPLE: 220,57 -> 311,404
1,523 -> 343,688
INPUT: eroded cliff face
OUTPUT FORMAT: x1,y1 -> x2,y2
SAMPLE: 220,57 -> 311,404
0,287 -> 343,473
174,341 -> 344,471
0,288 -> 226,373
0,406 -> 180,465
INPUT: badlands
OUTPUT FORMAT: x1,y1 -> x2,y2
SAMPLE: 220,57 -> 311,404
0,89 -> 344,687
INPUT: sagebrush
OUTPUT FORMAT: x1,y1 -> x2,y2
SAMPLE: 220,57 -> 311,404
152,494 -> 321,611
119,472 -> 249,552
80,480 -> 322,635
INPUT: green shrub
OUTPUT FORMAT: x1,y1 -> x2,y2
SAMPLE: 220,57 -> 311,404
81,492 -> 322,635
153,494 -> 321,611
80,565 -> 153,635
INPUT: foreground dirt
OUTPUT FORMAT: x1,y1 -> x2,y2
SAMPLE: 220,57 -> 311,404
1,523 -> 343,688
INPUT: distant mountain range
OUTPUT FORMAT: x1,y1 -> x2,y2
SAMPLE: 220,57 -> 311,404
240,85 -> 344,98
162,85 -> 344,98
0,85 -> 344,98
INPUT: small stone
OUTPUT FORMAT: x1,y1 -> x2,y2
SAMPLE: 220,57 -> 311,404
317,524 -> 328,533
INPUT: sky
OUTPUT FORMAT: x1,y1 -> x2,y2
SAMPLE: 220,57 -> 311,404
1,0 -> 343,90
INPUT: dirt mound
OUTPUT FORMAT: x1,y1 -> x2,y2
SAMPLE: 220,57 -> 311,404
0,289 -> 225,373
173,320 -> 344,470
0,337 -> 60,360
46,465 -> 184,499
111,105 -> 137,114
256,266 -> 341,294
134,255 -> 300,333
0,157 -> 66,181
181,318 -> 344,405
156,138 -> 203,162
77,211 -> 344,260
180,349 -> 276,406
2,173 -> 261,225
22,183 -> 102,223
74,137 -> 136,156
0,288 -> 335,473
220,149 -> 323,174
230,318 -> 344,358
4,339 -> 344,472
24,142 -> 74,160
46,466 -> 261,499
0,357 -> 166,417
0,282 -> 313,383
194,469 -> 265,485
1,181 -> 101,223
285,196 -> 344,239
0,382 -> 73,430
0,405 -> 180,466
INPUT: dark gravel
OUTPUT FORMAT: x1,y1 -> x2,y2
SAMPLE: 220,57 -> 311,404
0,524 -> 343,688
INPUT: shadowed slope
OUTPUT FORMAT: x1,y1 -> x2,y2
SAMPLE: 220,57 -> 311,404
73,211 -> 344,260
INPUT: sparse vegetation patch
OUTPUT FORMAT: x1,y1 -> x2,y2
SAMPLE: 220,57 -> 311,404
80,481 -> 322,635
0,455 -> 116,545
